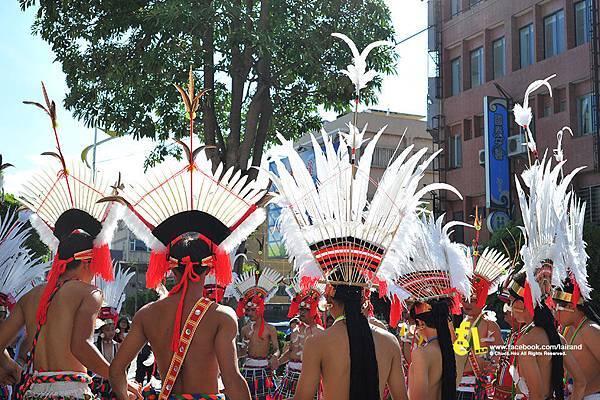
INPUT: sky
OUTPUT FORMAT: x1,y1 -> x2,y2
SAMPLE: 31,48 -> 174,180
0,1 -> 428,193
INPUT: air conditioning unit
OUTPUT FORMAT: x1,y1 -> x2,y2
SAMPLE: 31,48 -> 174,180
478,149 -> 485,166
508,134 -> 527,157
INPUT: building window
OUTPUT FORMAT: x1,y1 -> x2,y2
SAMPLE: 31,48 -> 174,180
452,211 -> 465,243
519,24 -> 535,68
578,93 -> 595,136
464,119 -> 472,141
451,58 -> 461,96
451,0 -> 460,17
267,205 -> 286,258
575,0 -> 591,46
470,47 -> 484,88
129,239 -> 148,252
492,37 -> 506,79
449,134 -> 462,168
577,186 -> 600,224
554,88 -> 567,113
372,147 -> 396,167
544,10 -> 565,59
469,0 -> 482,8
539,94 -> 552,117
474,115 -> 483,137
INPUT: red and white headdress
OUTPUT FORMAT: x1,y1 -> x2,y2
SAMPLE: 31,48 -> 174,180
470,247 -> 511,309
0,209 -> 50,312
19,84 -> 121,325
95,264 -> 134,328
285,275 -> 325,325
233,268 -> 282,337
268,34 -> 461,298
203,271 -> 238,302
114,71 -> 269,350
388,214 -> 473,324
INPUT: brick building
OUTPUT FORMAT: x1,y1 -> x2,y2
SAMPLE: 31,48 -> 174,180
427,0 -> 600,242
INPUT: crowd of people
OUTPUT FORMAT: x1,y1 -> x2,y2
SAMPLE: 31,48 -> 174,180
0,32 -> 598,400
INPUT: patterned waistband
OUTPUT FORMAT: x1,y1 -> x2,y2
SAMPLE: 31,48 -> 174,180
168,394 -> 225,400
288,361 -> 302,372
244,358 -> 269,368
31,372 -> 92,385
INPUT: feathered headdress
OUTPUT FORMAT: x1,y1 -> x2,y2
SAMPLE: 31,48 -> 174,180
233,267 -> 282,337
285,274 -> 325,326
0,209 -> 49,311
389,214 -> 473,323
112,70 -> 269,351
20,83 -> 121,326
203,271 -> 238,302
470,247 -> 511,308
552,195 -> 592,305
96,264 -> 134,327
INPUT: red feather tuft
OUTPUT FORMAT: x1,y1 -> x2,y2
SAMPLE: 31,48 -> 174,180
287,297 -> 300,318
571,279 -> 581,306
236,299 -> 246,318
389,295 -> 403,328
523,281 -> 534,316
89,244 -> 114,281
300,276 -> 319,291
146,250 -> 170,289
472,276 -> 491,309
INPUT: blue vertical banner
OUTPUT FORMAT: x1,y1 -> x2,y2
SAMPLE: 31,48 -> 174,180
483,97 -> 510,210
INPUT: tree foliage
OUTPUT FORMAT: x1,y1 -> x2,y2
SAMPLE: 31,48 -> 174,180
20,0 -> 397,171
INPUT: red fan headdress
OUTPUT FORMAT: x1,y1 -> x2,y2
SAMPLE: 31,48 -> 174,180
285,275 -> 325,326
20,84 -> 121,326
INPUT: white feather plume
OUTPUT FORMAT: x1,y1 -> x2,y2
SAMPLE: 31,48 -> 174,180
96,264 -> 134,313
0,209 -> 50,301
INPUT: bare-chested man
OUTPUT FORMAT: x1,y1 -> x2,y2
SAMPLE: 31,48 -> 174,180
508,272 -> 587,400
492,290 -> 521,400
0,232 -> 139,399
275,291 -> 324,400
238,301 -> 280,400
553,277 -> 600,399
294,284 -> 407,400
110,235 -> 251,400
456,298 -> 503,399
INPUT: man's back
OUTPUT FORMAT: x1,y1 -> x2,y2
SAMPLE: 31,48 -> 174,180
20,280 -> 100,373
306,321 -> 405,400
138,293 -> 236,394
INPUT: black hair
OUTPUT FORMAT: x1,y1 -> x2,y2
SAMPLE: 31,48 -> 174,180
57,232 -> 94,270
333,285 -> 379,400
410,299 -> 456,400
533,303 -> 564,400
117,316 -> 131,332
169,235 -> 210,276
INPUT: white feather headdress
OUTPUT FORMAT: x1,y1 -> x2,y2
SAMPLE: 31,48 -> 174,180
0,209 -> 49,306
391,214 -> 473,303
96,265 -> 134,314
269,127 -> 461,292
232,267 -> 282,304
470,247 -> 511,307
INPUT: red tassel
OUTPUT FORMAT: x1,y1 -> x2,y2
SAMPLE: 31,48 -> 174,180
89,244 -> 114,281
36,254 -> 70,325
256,296 -> 266,338
168,258 -> 201,352
236,299 -> 246,318
377,279 -> 388,298
545,296 -> 556,310
146,249 -> 170,289
571,279 -> 581,306
523,281 -> 534,317
473,277 -> 491,309
287,298 -> 300,318
390,295 -> 403,328
266,376 -> 273,388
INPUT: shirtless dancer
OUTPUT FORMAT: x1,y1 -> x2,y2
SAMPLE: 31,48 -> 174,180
508,271 -> 586,400
234,269 -> 282,400
553,277 -> 600,399
0,87 -> 137,399
275,283 -> 324,400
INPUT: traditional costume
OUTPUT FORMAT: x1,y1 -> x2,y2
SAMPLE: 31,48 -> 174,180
113,71 -> 269,400
18,84 -> 121,400
457,247 -> 510,399
509,76 -> 579,400
202,271 -> 238,302
273,276 -> 324,400
0,209 -> 49,400
91,266 -> 135,400
232,268 -> 282,400
267,34 -> 462,400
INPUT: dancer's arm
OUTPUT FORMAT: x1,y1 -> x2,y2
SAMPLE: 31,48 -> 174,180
408,347 -> 429,400
516,334 -> 545,400
0,297 -> 26,384
109,308 -> 147,400
387,337 -> 408,400
294,335 -> 321,400
71,289 -> 110,378
562,335 -> 586,400
268,325 -> 281,370
216,307 -> 251,400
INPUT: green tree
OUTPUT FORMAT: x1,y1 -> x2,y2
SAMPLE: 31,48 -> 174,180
19,0 -> 397,171
122,288 -> 159,317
